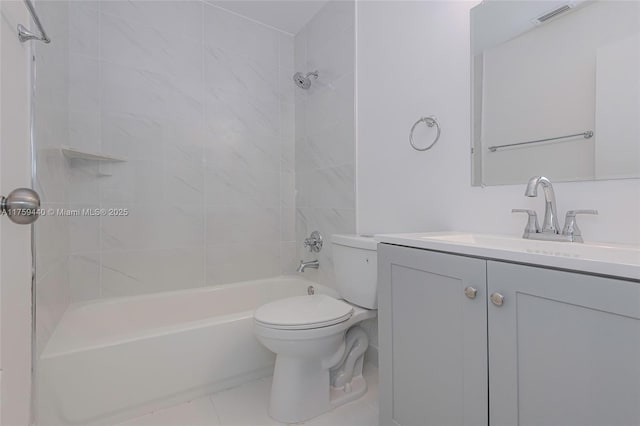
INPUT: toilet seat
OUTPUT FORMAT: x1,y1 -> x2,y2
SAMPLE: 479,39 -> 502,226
254,295 -> 354,330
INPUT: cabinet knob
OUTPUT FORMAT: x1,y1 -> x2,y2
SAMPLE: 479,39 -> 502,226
464,286 -> 477,299
490,292 -> 504,306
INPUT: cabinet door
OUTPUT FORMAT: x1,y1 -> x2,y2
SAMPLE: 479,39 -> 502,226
379,244 -> 488,426
488,261 -> 640,426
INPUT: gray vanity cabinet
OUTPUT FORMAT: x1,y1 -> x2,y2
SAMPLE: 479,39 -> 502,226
378,244 -> 489,426
379,243 -> 640,426
488,261 -> 640,426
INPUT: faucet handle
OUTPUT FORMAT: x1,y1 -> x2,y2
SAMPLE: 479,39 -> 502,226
303,230 -> 323,253
562,210 -> 598,243
512,209 -> 540,238
565,209 -> 598,217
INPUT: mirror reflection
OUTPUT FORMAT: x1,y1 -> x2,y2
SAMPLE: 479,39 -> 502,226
471,1 -> 640,186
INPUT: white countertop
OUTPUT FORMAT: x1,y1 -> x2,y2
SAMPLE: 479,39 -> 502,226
375,232 -> 640,281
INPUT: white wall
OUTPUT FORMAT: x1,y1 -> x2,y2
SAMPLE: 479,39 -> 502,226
356,1 -> 640,246
595,33 -> 640,180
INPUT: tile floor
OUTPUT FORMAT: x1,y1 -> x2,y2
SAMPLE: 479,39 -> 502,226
117,364 -> 379,426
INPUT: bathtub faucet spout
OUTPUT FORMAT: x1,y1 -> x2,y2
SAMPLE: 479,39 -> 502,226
297,259 -> 319,273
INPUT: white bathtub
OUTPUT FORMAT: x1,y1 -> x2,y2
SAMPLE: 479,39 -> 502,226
37,276 -> 335,425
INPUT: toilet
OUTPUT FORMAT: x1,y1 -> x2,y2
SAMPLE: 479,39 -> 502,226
253,234 -> 378,423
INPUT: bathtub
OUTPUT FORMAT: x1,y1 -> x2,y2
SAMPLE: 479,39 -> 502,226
37,276 -> 335,425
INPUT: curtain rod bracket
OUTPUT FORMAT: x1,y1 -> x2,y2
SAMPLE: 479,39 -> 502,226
17,0 -> 50,44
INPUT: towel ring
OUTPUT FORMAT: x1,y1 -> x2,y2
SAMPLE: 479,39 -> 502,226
409,116 -> 441,151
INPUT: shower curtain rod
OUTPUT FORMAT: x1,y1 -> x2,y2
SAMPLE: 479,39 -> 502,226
17,0 -> 50,44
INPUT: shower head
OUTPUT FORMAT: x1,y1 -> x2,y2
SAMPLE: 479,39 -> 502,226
293,71 -> 319,89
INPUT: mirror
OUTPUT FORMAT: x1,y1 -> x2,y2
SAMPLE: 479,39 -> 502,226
471,1 -> 640,186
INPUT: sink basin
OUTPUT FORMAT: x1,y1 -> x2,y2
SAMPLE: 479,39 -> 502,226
375,232 -> 640,280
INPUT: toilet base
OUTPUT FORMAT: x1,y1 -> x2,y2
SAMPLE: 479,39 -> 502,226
267,350 -> 369,423
268,359 -> 368,424
268,356 -> 330,423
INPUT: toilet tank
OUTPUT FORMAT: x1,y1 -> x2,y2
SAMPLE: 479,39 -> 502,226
332,234 -> 378,309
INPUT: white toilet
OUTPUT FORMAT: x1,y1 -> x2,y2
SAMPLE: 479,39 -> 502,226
253,234 -> 378,423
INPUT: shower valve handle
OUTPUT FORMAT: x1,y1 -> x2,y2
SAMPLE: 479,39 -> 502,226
303,230 -> 323,253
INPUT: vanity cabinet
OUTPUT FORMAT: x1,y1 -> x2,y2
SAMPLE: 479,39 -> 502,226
488,261 -> 640,426
379,243 -> 640,426
378,244 -> 488,426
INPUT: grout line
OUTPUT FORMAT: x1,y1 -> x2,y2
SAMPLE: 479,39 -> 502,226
354,0 -> 359,235
202,0 -> 209,288
98,0 -> 104,298
202,0 -> 296,37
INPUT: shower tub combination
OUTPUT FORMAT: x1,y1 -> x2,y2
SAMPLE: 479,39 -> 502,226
38,276 -> 334,425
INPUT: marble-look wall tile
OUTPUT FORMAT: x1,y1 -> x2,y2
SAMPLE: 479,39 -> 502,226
66,159 -> 101,205
68,204 -> 100,254
59,1 -> 299,303
281,207 -> 296,242
69,253 -> 101,302
204,91 -> 280,145
279,33 -> 295,72
68,108 -> 101,157
294,27 -> 308,73
164,142 -> 205,206
33,1 -> 72,355
295,119 -> 354,171
280,173 -> 295,208
204,45 -> 280,104
35,203 -> 70,285
203,3 -> 279,67
100,112 -> 165,162
101,247 -> 205,297
206,207 -> 280,245
294,1 -> 356,290
68,0 -> 99,56
206,243 -> 280,286
304,74 -> 355,135
280,241 -> 299,275
281,101 -> 295,173
207,167 -> 280,208
100,12 -> 203,83
34,143 -> 69,204
292,1 -> 369,350
306,2 -> 355,84
35,259 -> 70,356
68,54 -> 100,114
296,164 -> 355,210
99,160 -> 164,205
100,1 -> 203,41
101,61 -> 203,122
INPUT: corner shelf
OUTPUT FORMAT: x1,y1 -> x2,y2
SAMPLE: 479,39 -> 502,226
61,146 -> 127,162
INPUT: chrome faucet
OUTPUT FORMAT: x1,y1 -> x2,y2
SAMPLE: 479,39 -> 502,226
297,259 -> 319,273
514,176 -> 598,243
525,176 -> 560,234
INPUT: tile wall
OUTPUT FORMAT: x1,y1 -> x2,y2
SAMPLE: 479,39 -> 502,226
293,1 -> 356,289
33,0 -> 71,355
63,1 -> 296,301
34,0 -> 366,354
293,1 -> 376,357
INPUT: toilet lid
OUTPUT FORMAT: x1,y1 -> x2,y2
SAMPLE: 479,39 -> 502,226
254,295 -> 354,330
